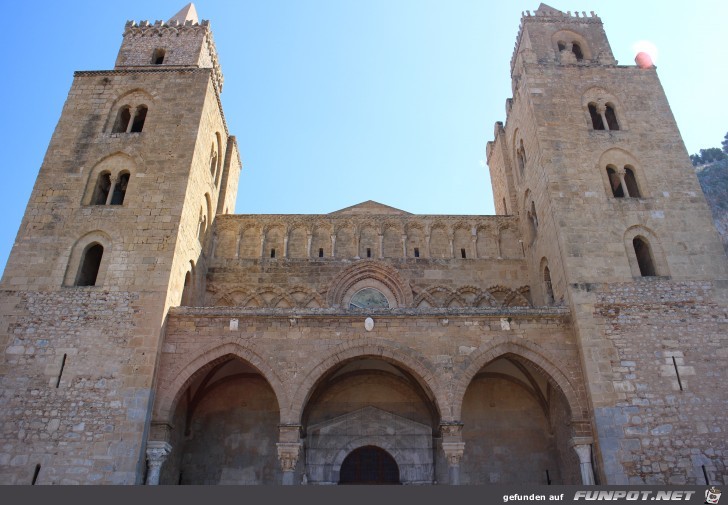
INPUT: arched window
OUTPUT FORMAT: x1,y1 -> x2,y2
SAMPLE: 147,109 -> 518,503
572,42 -> 584,61
75,243 -> 104,286
152,48 -> 166,65
605,104 -> 620,131
112,106 -> 131,133
110,172 -> 130,205
209,145 -> 218,184
588,103 -> 605,130
606,167 -> 625,198
198,209 -> 207,243
516,140 -> 526,176
130,105 -> 147,133
624,167 -> 640,197
633,237 -> 656,277
92,172 -> 112,205
181,262 -> 195,306
543,265 -> 555,305
557,41 -> 566,52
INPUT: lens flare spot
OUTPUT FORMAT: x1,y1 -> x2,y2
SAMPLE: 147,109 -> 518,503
632,40 -> 659,65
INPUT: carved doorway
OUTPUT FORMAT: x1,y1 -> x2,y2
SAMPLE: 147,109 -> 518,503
339,446 -> 400,485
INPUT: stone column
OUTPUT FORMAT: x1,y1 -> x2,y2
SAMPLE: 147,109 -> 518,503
571,437 -> 595,485
104,178 -> 117,205
145,441 -> 171,485
616,167 -> 630,197
283,235 -> 289,258
330,234 -> 336,258
440,423 -> 465,485
278,424 -> 303,485
235,234 -> 241,258
596,104 -> 610,132
425,233 -> 431,258
449,238 -> 455,258
306,233 -> 312,258
260,235 -> 266,258
401,234 -> 407,258
378,233 -> 384,258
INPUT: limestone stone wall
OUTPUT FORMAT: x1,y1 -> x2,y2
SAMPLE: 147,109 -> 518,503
149,306 -> 589,484
589,279 -> 728,485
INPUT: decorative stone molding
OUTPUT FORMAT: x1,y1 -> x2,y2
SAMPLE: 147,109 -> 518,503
145,441 -> 172,485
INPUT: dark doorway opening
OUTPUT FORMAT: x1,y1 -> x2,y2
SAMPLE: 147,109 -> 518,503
339,445 -> 400,485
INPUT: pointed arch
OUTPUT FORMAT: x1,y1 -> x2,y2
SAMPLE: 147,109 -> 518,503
153,342 -> 289,423
288,341 -> 447,424
453,338 -> 587,422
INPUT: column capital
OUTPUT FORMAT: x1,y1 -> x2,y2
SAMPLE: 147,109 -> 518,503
442,442 -> 466,466
276,442 -> 302,472
146,440 -> 172,463
145,441 -> 172,485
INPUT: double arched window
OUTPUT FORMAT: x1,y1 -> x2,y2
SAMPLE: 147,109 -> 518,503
606,165 -> 641,198
112,105 -> 148,133
91,171 -> 130,205
588,102 -> 620,131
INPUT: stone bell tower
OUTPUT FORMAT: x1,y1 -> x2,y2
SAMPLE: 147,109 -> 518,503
0,3 -> 240,484
487,4 -> 728,484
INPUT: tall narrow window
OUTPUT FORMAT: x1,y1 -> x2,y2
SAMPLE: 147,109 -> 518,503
516,140 -> 526,176
130,106 -> 147,133
543,266 -> 555,305
414,247 -> 420,258
572,43 -> 584,61
624,168 -> 640,198
92,172 -> 112,205
606,167 -> 624,198
318,248 -> 324,258
366,247 -> 372,258
197,210 -> 206,242
460,248 -> 467,259
557,41 -> 566,52
588,103 -> 605,130
110,172 -> 130,205
270,248 -> 276,258
152,48 -> 166,64
112,106 -> 131,133
633,237 -> 656,277
75,243 -> 103,286
605,104 -> 619,130
209,146 -> 218,179
181,271 -> 192,306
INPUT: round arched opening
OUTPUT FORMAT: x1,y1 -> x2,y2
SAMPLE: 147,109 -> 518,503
339,446 -> 400,484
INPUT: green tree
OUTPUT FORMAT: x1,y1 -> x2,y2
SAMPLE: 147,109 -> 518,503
700,147 -> 726,164
690,153 -> 702,166
722,131 -> 728,155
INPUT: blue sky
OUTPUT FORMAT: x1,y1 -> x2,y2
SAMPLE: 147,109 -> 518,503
1,1 -> 726,274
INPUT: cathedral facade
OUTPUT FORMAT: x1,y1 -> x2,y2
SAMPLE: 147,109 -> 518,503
1,3 -> 726,485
